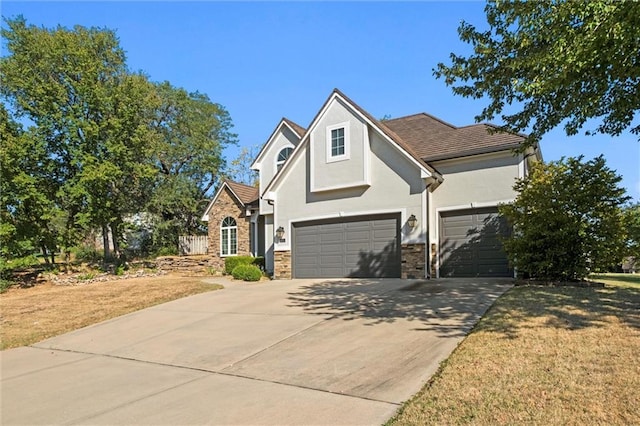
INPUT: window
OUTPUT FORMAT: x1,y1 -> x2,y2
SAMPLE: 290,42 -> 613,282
326,122 -> 350,162
276,147 -> 293,171
220,216 -> 237,256
331,128 -> 345,157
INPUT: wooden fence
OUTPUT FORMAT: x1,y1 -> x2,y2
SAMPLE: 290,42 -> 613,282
178,235 -> 208,256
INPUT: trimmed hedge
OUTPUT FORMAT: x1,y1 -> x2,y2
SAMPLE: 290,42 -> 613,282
231,264 -> 262,281
224,256 -> 264,275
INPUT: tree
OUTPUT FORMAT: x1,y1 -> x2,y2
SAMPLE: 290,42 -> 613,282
435,1 -> 640,146
623,202 -> 640,261
0,105 -> 60,263
499,155 -> 630,280
225,145 -> 260,187
1,17 -> 158,260
146,82 -> 237,252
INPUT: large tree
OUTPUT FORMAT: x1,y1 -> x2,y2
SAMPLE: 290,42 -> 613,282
435,1 -> 640,145
1,17 -> 158,259
146,82 -> 237,252
499,155 -> 630,280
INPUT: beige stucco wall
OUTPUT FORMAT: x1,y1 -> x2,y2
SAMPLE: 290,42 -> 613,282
428,151 -> 522,277
271,126 -> 427,258
309,98 -> 368,191
258,126 -> 300,215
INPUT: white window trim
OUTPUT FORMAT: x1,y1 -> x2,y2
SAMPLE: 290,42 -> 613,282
275,145 -> 294,172
220,217 -> 238,257
326,121 -> 350,163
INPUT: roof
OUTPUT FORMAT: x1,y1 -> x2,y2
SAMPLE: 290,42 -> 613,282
225,179 -> 259,205
250,117 -> 305,171
201,179 -> 259,222
261,89 -> 441,195
384,114 -> 526,162
282,117 -> 306,138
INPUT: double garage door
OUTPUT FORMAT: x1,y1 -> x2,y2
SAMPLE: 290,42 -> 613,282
439,207 -> 512,277
292,214 -> 401,278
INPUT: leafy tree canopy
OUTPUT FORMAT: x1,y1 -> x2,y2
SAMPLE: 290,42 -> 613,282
499,155 -> 630,281
435,0 -> 640,146
0,17 -> 235,260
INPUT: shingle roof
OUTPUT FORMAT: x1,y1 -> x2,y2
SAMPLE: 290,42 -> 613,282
282,117 -> 306,137
224,179 -> 259,205
384,113 -> 525,162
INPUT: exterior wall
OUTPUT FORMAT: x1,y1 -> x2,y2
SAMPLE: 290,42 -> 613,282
428,151 -> 521,277
309,98 -> 369,191
207,187 -> 252,271
401,243 -> 426,279
258,127 -> 300,214
274,250 -> 291,279
272,126 -> 427,266
263,214 -> 274,274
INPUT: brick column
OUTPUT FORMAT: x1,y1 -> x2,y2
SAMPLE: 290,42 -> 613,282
401,243 -> 426,279
274,250 -> 291,279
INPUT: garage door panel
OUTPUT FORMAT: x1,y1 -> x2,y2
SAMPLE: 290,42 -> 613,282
440,208 -> 512,278
293,214 -> 400,278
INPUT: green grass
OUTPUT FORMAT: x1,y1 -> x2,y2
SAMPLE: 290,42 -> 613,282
590,272 -> 640,287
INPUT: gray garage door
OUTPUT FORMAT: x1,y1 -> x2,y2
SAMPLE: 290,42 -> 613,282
439,208 -> 512,277
293,214 -> 401,278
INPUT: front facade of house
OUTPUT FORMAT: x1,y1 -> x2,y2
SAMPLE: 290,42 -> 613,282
203,89 -> 541,279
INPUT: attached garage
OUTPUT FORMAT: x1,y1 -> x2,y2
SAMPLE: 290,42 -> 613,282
292,214 -> 401,278
439,207 -> 512,277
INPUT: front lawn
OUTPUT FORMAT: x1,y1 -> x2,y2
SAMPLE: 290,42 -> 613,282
388,275 -> 640,425
0,274 -> 223,350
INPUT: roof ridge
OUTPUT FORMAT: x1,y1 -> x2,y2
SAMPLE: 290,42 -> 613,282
386,112 -> 457,129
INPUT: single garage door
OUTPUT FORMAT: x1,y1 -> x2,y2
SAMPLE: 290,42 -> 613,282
439,207 -> 512,277
293,214 -> 401,278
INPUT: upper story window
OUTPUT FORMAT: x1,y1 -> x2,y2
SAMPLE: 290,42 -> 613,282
326,121 -> 350,163
331,128 -> 345,156
220,216 -> 237,256
276,147 -> 293,171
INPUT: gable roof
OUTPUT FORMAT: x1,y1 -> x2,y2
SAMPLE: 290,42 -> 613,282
201,179 -> 259,221
384,114 -> 526,162
261,89 -> 441,196
250,117 -> 306,170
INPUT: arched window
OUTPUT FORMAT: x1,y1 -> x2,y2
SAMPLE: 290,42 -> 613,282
220,217 -> 237,256
276,147 -> 293,171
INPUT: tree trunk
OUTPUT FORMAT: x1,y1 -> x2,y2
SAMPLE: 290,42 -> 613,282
40,244 -> 50,265
102,225 -> 110,261
111,223 -> 121,259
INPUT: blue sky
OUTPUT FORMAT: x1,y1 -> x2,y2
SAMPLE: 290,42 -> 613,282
3,1 -> 639,201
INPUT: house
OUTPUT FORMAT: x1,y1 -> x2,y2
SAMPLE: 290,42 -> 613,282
203,89 -> 541,279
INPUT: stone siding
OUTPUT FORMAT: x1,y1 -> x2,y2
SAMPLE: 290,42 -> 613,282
274,250 -> 291,279
207,187 -> 251,271
401,243 -> 426,279
156,255 -> 220,275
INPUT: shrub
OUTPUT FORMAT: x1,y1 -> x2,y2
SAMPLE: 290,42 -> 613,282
224,256 -> 264,275
73,245 -> 103,263
231,264 -> 262,281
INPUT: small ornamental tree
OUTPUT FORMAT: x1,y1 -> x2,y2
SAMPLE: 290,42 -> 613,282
499,155 -> 630,281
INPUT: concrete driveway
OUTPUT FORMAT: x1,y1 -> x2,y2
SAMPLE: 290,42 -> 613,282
1,277 -> 511,425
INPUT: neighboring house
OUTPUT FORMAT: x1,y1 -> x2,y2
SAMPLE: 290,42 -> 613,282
203,89 -> 542,279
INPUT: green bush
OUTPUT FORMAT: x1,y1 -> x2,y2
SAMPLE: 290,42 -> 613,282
73,245 -> 102,263
231,264 -> 262,281
224,256 -> 264,275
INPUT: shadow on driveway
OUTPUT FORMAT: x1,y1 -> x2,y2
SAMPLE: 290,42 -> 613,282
287,278 -> 513,337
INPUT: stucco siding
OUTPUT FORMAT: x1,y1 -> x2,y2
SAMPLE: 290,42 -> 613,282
310,99 -> 369,191
273,128 -> 426,251
259,127 -> 300,214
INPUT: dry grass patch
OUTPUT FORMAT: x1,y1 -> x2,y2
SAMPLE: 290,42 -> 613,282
0,274 -> 223,350
389,278 -> 640,425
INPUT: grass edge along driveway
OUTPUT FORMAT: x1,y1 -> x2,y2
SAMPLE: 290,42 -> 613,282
387,274 -> 640,425
0,274 -> 223,350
